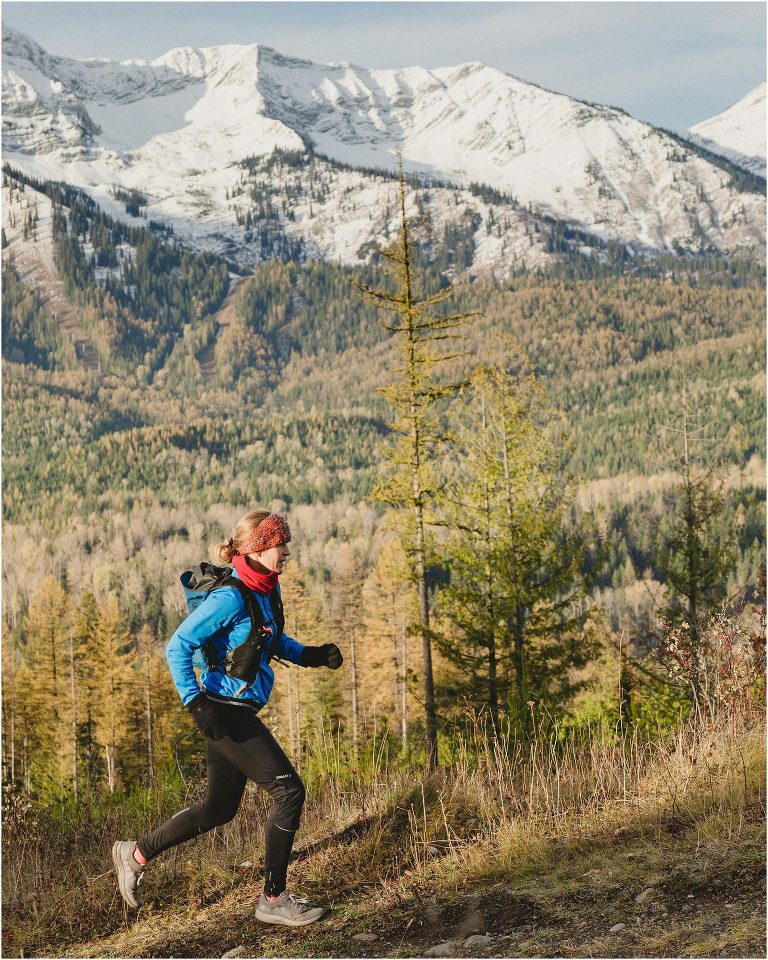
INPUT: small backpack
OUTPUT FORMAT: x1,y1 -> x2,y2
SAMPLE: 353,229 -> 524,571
179,562 -> 284,680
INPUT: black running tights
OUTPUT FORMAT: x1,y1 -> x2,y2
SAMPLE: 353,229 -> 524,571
137,702 -> 304,896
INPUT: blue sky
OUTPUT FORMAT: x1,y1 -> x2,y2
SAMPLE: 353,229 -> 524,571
3,1 -> 765,130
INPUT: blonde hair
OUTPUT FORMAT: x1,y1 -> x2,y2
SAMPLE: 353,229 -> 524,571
215,510 -> 270,564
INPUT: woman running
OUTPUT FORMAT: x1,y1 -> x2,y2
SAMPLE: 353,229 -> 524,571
112,510 -> 342,926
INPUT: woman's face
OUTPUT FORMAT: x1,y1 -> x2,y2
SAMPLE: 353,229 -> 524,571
251,540 -> 291,574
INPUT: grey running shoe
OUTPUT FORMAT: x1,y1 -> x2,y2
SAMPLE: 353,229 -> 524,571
111,840 -> 145,908
255,891 -> 324,926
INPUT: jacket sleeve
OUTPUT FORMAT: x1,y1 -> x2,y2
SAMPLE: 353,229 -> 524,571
276,631 -> 305,665
166,588 -> 244,706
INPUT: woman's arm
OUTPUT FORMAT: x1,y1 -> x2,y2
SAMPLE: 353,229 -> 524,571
275,631 -> 305,665
166,587 -> 244,705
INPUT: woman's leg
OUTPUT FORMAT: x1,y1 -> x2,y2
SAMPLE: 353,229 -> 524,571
200,706 -> 305,896
113,730 -> 247,908
117,703 -> 305,909
137,740 -> 247,860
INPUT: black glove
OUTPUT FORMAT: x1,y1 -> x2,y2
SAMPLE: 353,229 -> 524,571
186,692 -> 226,740
301,643 -> 343,670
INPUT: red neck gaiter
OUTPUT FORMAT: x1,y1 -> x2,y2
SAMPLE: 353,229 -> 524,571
231,554 -> 278,594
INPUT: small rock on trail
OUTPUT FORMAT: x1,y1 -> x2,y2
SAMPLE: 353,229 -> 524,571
609,922 -> 627,933
353,932 -> 379,943
463,934 -> 493,949
424,943 -> 458,957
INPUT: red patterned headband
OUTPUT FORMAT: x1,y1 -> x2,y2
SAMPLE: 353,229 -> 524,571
237,514 -> 292,555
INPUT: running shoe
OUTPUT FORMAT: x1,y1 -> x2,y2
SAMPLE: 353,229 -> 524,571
256,891 -> 324,926
111,840 -> 145,909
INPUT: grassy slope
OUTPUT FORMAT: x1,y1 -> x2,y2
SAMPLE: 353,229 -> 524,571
71,814 -> 764,960
11,724 -> 763,960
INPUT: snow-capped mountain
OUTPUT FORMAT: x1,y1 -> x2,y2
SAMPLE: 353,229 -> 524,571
2,25 -> 764,271
687,84 -> 766,179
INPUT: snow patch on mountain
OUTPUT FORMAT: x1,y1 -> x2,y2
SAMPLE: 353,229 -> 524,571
228,153 -> 556,275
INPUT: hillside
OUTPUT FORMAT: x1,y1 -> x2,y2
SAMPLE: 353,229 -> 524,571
2,40 -> 765,960
2,20 -> 766,960
2,164 -> 765,636
4,720 -> 764,959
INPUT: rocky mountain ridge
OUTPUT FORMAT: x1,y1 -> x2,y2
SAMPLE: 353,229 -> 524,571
2,25 -> 765,274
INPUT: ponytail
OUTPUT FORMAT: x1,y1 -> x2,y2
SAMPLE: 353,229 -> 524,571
215,538 -> 236,564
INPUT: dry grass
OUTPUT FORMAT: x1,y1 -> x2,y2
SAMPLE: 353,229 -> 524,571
2,713 -> 765,958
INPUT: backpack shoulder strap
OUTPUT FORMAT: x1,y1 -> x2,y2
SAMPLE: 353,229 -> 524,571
220,576 -> 265,642
266,588 -> 285,660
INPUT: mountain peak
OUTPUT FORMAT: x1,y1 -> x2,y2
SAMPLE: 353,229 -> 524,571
687,83 -> 766,178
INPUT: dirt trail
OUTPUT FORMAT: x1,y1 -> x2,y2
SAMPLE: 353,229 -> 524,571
197,275 -> 250,377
